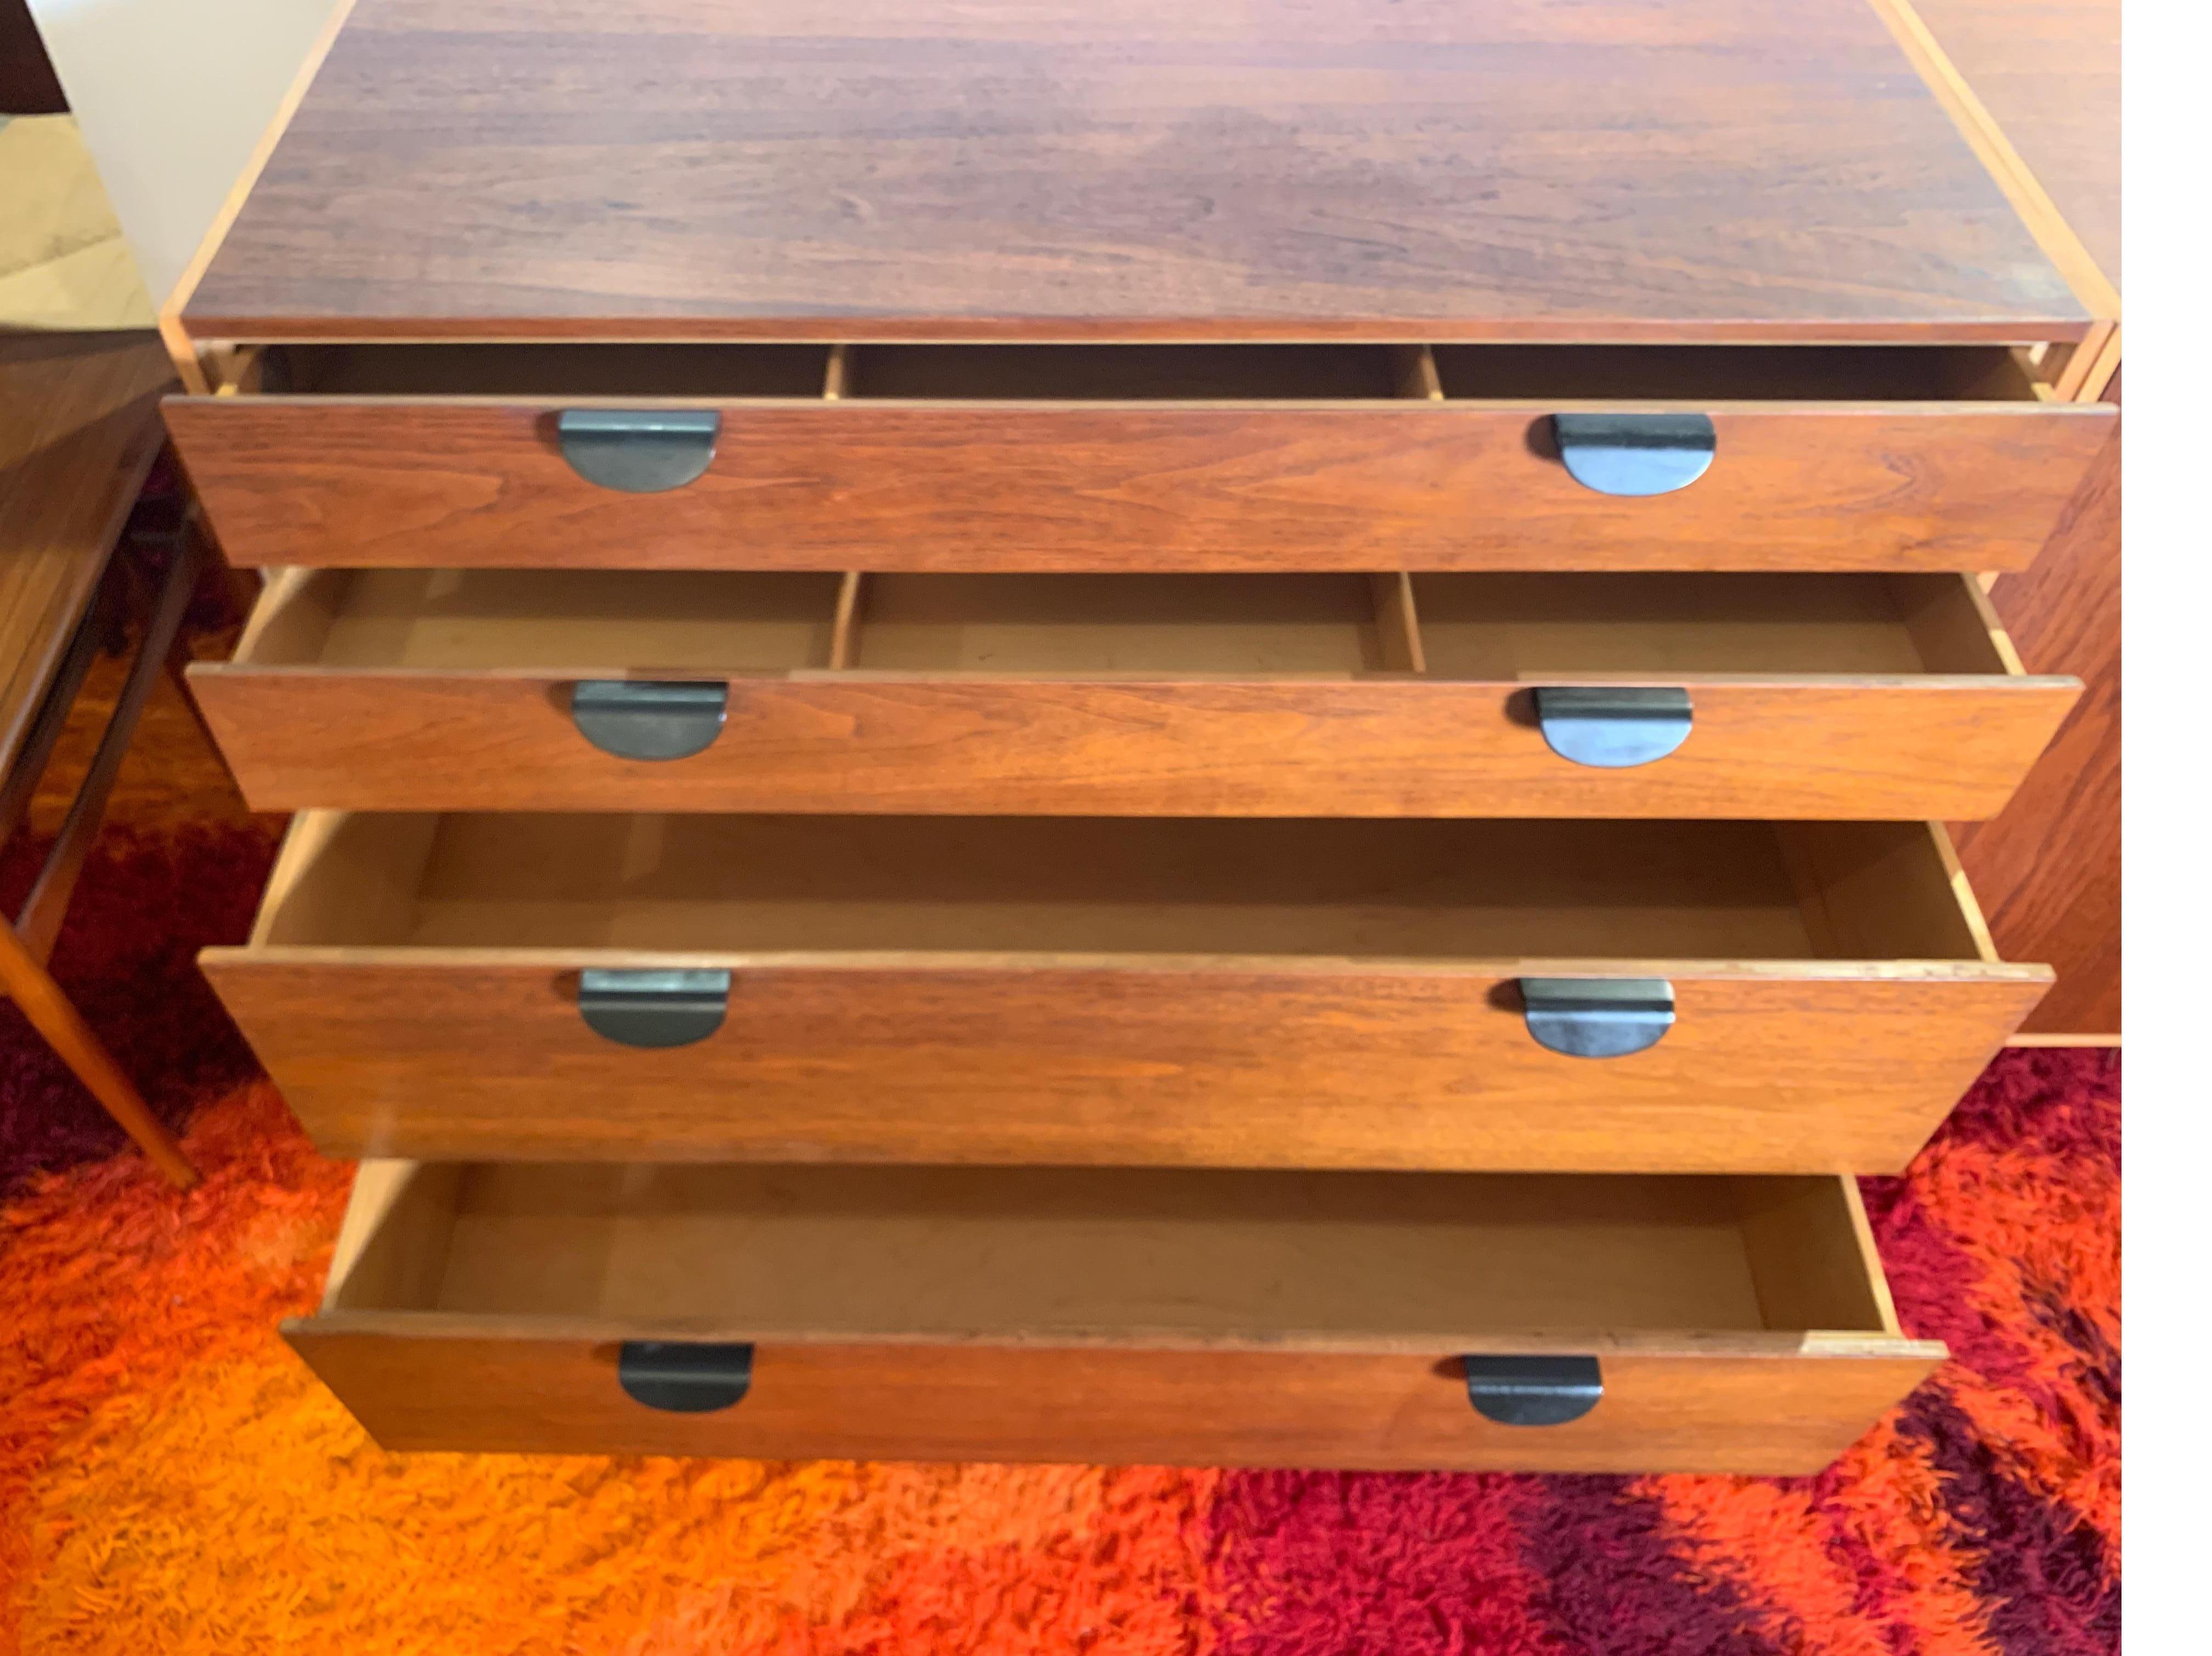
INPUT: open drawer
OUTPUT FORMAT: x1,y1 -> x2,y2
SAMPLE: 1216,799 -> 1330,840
163,341 -> 2114,572
189,568 -> 2078,820
201,813 -> 2050,1173
287,1160 -> 1943,1473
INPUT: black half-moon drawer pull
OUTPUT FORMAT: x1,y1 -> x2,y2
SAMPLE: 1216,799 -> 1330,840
1463,1354 -> 1602,1426
578,968 -> 732,1048
1553,412 -> 1716,496
556,408 -> 721,492
1521,977 -> 1675,1058
1533,685 -> 1692,768
571,679 -> 729,761
618,1340 -> 753,1412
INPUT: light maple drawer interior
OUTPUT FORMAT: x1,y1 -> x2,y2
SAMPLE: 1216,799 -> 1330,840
321,1162 -> 1901,1337
236,568 -> 850,673
287,1161 -> 1943,1471
247,812 -> 1996,962
195,566 -> 2074,821
232,568 -> 2033,680
209,814 -> 2042,1173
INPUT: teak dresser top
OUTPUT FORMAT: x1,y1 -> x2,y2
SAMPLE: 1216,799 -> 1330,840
174,0 -> 2094,346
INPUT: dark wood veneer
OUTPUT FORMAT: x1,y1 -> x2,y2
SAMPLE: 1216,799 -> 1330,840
183,0 -> 2086,343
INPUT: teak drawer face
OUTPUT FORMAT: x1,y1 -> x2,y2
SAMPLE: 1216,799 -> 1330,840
287,1162 -> 1942,1473
202,814 -> 2049,1174
192,570 -> 2078,820
165,342 -> 2113,573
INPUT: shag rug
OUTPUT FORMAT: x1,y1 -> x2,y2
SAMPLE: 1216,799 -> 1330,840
1,609 -> 2120,1654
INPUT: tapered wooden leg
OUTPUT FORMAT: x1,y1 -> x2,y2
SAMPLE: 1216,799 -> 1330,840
0,921 -> 198,1190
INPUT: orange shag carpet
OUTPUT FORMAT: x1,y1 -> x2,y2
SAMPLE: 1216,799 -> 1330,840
2,589 -> 2120,1654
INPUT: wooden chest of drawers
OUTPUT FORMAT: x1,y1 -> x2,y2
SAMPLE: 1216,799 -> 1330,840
161,0 -> 2115,1473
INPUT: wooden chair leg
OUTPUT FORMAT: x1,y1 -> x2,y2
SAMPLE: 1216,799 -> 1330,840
0,921 -> 198,1190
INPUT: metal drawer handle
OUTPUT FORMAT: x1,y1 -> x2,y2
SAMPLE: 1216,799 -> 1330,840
1533,686 -> 1692,768
1553,412 -> 1716,496
556,408 -> 721,492
619,1341 -> 753,1412
571,679 -> 729,761
1521,977 -> 1675,1058
1463,1354 -> 1602,1426
578,968 -> 732,1048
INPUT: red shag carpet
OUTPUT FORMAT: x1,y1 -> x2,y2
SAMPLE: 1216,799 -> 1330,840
1,610 -> 2120,1653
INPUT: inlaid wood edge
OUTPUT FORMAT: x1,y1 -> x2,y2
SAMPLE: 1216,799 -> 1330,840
2075,326 -> 2123,401
2051,320 -> 2118,401
227,567 -> 328,659
1839,1178 -> 1906,1337
166,388 -> 2113,414
159,0 -> 363,389
1380,360 -> 1439,673
172,315 -> 2102,348
1869,0 -> 2120,328
814,351 -> 870,664
2006,1032 -> 2121,1047
1925,822 -> 2002,966
1954,575 -> 2029,676
322,1159 -> 426,1308
283,1309 -> 1940,1360
1389,344 -> 1444,401
1367,573 -> 1426,673
194,661 -> 2084,691
202,940 -> 2051,984
200,344 -> 266,397
828,572 -> 867,669
246,809 -> 363,947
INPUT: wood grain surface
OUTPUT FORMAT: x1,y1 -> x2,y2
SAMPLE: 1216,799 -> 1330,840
200,954 -> 2046,1173
188,669 -> 2078,822
319,1162 -> 1895,1334
177,0 -> 2086,343
1954,379 -> 2120,1035
282,1331 -> 1939,1473
288,1158 -> 1939,1471
163,399 -> 2113,572
1,333 -> 174,776
1909,0 -> 2118,287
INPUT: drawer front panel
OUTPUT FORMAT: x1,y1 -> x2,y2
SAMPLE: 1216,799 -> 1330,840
190,670 -> 2076,820
201,958 -> 2047,1173
166,400 -> 2111,572
282,1331 -> 1939,1475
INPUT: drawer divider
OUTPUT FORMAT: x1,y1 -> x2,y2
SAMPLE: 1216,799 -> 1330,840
828,571 -> 867,669
1368,572 -> 1426,673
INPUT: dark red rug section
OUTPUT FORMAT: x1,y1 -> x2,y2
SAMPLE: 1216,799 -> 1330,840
1,823 -> 277,1188
1205,1050 -> 2120,1654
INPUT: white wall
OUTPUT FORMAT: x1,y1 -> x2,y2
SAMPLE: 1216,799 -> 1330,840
29,0 -> 342,306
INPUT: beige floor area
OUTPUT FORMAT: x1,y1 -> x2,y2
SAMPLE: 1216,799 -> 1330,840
0,113 -> 156,330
